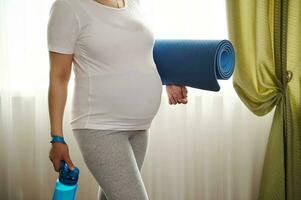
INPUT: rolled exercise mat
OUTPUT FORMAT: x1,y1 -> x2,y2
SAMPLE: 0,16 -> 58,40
153,39 -> 235,91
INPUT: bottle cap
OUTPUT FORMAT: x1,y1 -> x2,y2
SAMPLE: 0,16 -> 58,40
58,160 -> 80,186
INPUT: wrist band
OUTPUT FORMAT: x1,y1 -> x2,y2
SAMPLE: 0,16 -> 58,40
50,136 -> 66,144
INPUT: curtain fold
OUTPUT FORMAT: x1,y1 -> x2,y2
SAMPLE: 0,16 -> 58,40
226,0 -> 301,199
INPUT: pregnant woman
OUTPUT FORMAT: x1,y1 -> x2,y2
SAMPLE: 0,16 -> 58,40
47,0 -> 188,199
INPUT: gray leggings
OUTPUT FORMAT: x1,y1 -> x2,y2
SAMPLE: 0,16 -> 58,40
72,128 -> 150,200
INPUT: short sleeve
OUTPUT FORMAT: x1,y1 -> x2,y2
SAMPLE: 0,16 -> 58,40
47,0 -> 80,54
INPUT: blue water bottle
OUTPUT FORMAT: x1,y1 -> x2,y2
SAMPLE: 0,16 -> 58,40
52,160 -> 80,200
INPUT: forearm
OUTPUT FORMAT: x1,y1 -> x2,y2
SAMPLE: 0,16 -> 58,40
48,75 -> 69,137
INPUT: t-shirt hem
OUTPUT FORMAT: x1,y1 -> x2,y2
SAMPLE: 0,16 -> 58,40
70,123 -> 151,131
48,45 -> 74,54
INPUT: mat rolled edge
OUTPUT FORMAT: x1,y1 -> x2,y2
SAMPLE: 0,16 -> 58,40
215,40 -> 235,80
153,39 -> 235,92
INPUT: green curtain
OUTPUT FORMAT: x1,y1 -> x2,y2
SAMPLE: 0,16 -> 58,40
225,0 -> 301,199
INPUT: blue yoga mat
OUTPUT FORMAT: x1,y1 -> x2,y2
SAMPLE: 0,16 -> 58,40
153,39 -> 235,91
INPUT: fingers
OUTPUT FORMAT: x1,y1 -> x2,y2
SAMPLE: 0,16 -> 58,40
50,156 -> 75,172
173,86 -> 188,104
181,86 -> 187,97
178,97 -> 188,104
178,86 -> 188,104
49,146 -> 61,172
168,94 -> 187,104
64,154 -> 75,171
168,94 -> 177,105
53,158 -> 61,172
49,149 -> 59,172
49,144 -> 75,172
166,85 -> 188,105
166,84 -> 178,105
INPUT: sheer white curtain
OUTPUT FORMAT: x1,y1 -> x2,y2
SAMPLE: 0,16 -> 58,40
0,0 -> 274,199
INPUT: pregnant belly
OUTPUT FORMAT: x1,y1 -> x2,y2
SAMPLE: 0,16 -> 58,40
88,69 -> 162,120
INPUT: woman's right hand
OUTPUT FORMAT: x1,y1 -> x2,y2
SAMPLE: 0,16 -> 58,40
49,142 -> 75,172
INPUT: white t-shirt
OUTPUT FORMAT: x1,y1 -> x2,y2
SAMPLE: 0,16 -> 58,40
47,0 -> 162,130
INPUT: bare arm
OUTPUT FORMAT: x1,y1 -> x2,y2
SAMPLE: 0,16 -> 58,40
48,51 -> 75,171
48,51 -> 73,137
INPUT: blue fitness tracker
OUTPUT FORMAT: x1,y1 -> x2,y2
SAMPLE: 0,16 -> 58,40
50,135 -> 66,144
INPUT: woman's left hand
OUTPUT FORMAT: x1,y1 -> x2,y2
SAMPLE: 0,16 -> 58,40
166,84 -> 188,105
